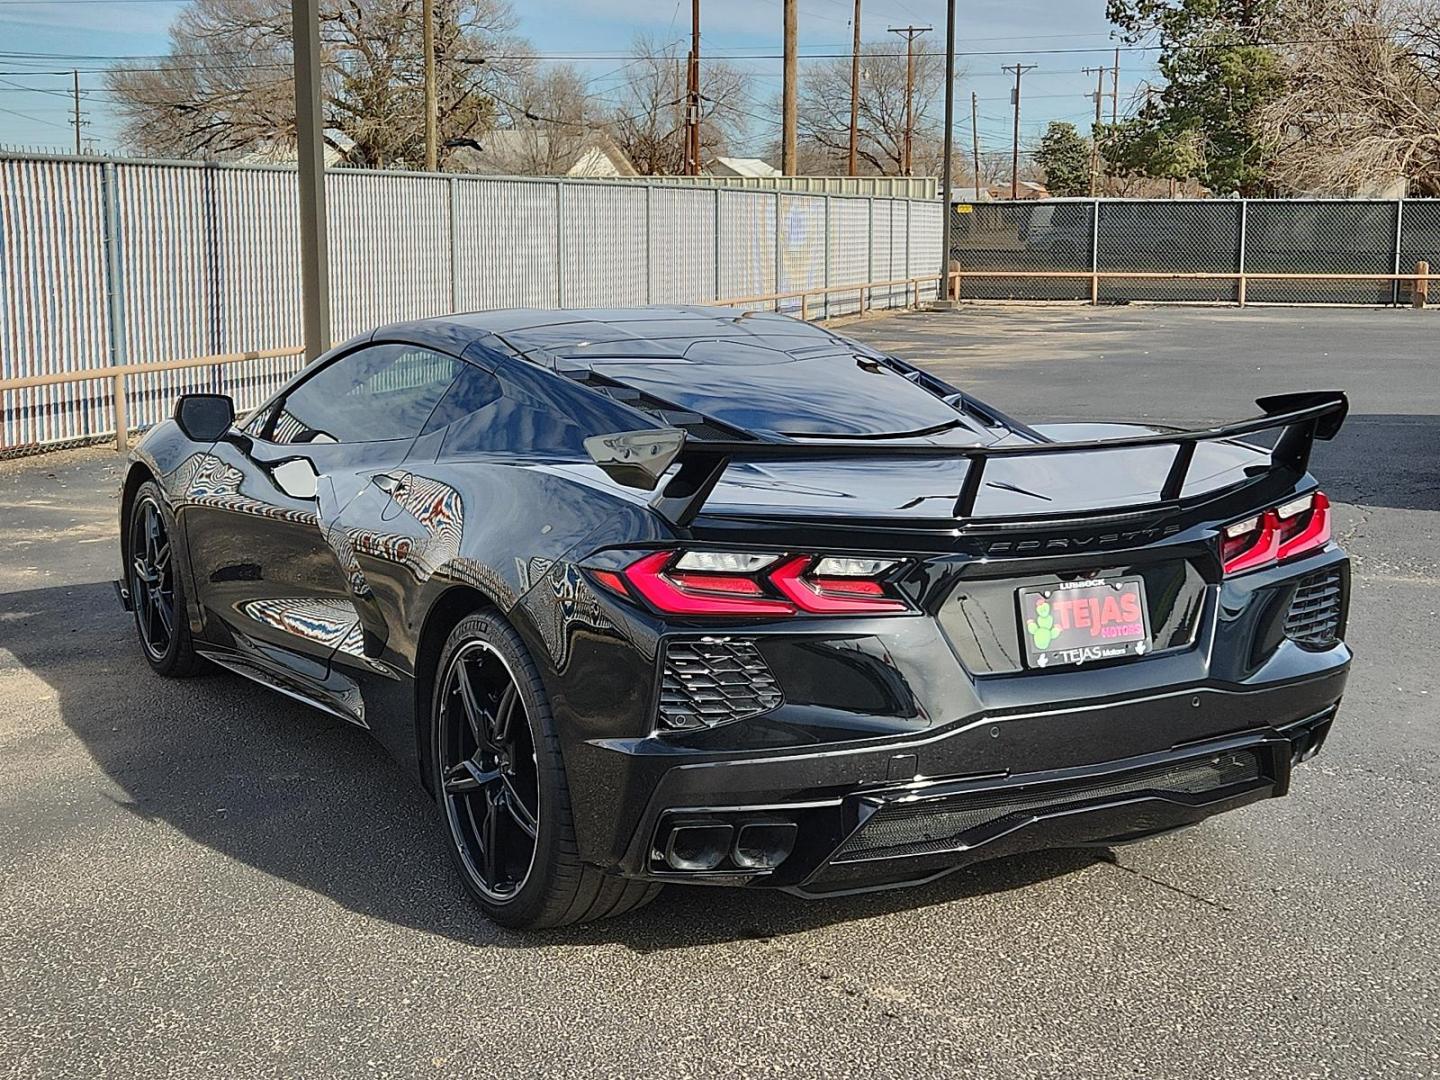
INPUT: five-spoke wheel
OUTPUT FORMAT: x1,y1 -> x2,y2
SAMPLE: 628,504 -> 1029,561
126,481 -> 199,676
431,613 -> 660,928
129,493 -> 176,661
437,639 -> 541,902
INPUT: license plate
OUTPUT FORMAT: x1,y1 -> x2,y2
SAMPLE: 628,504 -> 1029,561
1018,576 -> 1150,669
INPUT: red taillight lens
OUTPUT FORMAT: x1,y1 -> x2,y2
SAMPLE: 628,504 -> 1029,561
621,551 -> 795,617
769,555 -> 908,614
1277,491 -> 1331,561
612,551 -> 909,617
1222,510 -> 1280,574
1222,491 -> 1332,576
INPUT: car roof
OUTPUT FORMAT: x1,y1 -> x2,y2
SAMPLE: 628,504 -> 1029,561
375,306 -> 990,443
375,305 -> 839,361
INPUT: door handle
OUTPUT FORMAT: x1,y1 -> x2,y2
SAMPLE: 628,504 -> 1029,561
371,472 -> 410,497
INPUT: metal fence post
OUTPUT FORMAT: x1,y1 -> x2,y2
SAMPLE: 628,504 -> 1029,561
1238,199 -> 1249,307
1090,198 -> 1101,305
1393,199 -> 1405,307
448,175 -> 460,312
865,196 -> 875,315
100,161 -> 130,452
905,199 -> 913,307
774,192 -> 784,314
822,194 -> 832,320
711,188 -> 721,302
643,182 -> 653,305
554,180 -> 565,308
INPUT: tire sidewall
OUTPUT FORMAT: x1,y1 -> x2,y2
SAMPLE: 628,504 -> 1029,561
430,611 -> 566,928
129,481 -> 188,676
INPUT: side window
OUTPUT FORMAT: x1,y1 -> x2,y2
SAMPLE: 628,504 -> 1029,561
420,361 -> 504,435
268,344 -> 463,445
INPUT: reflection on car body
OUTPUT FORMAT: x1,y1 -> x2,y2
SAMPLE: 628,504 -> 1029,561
116,306 -> 1352,929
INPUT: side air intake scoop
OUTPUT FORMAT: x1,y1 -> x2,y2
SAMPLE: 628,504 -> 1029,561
584,428 -> 687,490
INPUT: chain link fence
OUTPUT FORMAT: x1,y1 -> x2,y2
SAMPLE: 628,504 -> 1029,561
951,199 -> 1439,306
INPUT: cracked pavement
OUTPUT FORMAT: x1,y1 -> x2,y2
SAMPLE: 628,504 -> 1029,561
1,305 -> 1437,1079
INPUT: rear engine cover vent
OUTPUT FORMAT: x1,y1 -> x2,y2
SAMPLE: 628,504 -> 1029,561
658,638 -> 782,730
1284,568 -> 1345,649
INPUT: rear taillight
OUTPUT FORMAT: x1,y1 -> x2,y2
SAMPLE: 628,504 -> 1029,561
1222,491 -> 1331,575
769,556 -> 907,613
621,551 -> 795,616
602,550 -> 908,618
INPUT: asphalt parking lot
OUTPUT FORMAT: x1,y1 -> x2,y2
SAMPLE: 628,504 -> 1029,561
1,304 -> 1436,1079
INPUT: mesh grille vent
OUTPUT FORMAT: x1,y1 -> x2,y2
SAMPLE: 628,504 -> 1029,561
658,638 -> 782,730
1284,569 -> 1345,649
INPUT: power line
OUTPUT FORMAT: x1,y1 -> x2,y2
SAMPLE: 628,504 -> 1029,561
0,34 -> 1377,65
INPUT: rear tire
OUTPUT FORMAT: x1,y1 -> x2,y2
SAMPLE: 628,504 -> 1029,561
431,612 -> 660,929
126,481 -> 202,678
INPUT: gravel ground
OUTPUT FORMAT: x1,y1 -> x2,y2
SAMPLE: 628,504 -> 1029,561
1,304 -> 1436,1079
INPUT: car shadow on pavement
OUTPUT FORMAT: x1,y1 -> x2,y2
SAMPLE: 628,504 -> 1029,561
1,580 -> 1102,952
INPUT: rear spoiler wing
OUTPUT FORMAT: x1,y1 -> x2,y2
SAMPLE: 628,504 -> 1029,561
584,390 -> 1348,528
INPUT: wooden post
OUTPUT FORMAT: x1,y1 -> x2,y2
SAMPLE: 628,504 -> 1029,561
1238,273 -> 1247,307
1414,261 -> 1430,308
800,292 -> 808,321
948,259 -> 960,300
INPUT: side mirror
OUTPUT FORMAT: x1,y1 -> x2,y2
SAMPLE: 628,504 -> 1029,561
174,394 -> 235,443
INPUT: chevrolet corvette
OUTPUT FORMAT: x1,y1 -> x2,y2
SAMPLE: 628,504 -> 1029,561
117,307 -> 1351,928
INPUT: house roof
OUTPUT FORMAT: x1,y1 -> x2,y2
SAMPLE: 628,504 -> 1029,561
709,156 -> 782,178
449,130 -> 638,178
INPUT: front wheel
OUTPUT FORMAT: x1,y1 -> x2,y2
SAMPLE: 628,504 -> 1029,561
431,612 -> 659,929
127,481 -> 202,677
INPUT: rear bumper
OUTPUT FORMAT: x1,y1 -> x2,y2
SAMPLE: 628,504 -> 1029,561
602,667 -> 1345,895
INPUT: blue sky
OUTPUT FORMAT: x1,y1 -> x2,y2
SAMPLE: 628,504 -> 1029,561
0,0 -> 1159,158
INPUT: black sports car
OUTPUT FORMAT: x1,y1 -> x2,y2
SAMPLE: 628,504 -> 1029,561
117,307 -> 1351,929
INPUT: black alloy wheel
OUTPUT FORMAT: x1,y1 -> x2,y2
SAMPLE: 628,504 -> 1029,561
127,481 -> 200,677
431,613 -> 661,929
129,493 -> 176,661
437,639 -> 541,903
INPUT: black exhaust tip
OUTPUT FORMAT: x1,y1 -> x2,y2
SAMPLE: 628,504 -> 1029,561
733,821 -> 798,870
664,823 -> 734,871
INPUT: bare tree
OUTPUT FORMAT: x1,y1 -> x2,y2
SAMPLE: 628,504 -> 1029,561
490,64 -> 598,174
1262,0 -> 1440,195
105,0 -> 527,168
791,39 -> 952,175
607,34 -> 748,175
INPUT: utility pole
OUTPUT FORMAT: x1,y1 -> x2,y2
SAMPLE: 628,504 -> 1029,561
71,70 -> 82,155
782,0 -> 797,174
888,25 -> 930,176
1084,65 -> 1106,196
971,90 -> 980,195
1002,63 -> 1036,199
422,0 -> 437,171
936,0 -> 956,302
1111,46 -> 1120,124
847,0 -> 861,176
688,0 -> 702,175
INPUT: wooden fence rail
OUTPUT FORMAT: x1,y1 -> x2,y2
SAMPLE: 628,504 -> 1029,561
1,273 -> 953,453
5,264 -> 1429,455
